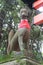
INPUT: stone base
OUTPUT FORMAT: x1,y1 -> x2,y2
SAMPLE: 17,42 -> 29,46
0,58 -> 40,65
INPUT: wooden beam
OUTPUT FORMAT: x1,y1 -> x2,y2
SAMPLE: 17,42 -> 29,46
34,13 -> 43,25
33,0 -> 43,9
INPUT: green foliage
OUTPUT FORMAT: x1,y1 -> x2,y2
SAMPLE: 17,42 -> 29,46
0,55 -> 13,63
0,51 -> 24,63
0,0 -> 25,55
30,25 -> 41,40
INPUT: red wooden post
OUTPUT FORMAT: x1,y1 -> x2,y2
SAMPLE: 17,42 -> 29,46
33,0 -> 43,9
33,0 -> 43,25
34,13 -> 43,25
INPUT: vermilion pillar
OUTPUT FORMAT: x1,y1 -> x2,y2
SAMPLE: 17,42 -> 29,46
33,0 -> 43,25
33,0 -> 43,9
34,13 -> 43,25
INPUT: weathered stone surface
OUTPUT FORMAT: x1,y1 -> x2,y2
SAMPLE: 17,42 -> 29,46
0,61 -> 20,65
0,58 -> 40,65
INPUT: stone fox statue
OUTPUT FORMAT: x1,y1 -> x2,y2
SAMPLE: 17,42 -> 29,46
7,7 -> 32,56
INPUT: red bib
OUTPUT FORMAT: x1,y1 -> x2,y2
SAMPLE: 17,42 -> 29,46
18,19 -> 31,30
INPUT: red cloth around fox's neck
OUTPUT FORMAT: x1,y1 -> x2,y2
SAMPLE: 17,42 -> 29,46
18,19 -> 31,30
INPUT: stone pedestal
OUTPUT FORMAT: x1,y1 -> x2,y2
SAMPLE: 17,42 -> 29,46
0,58 -> 40,65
